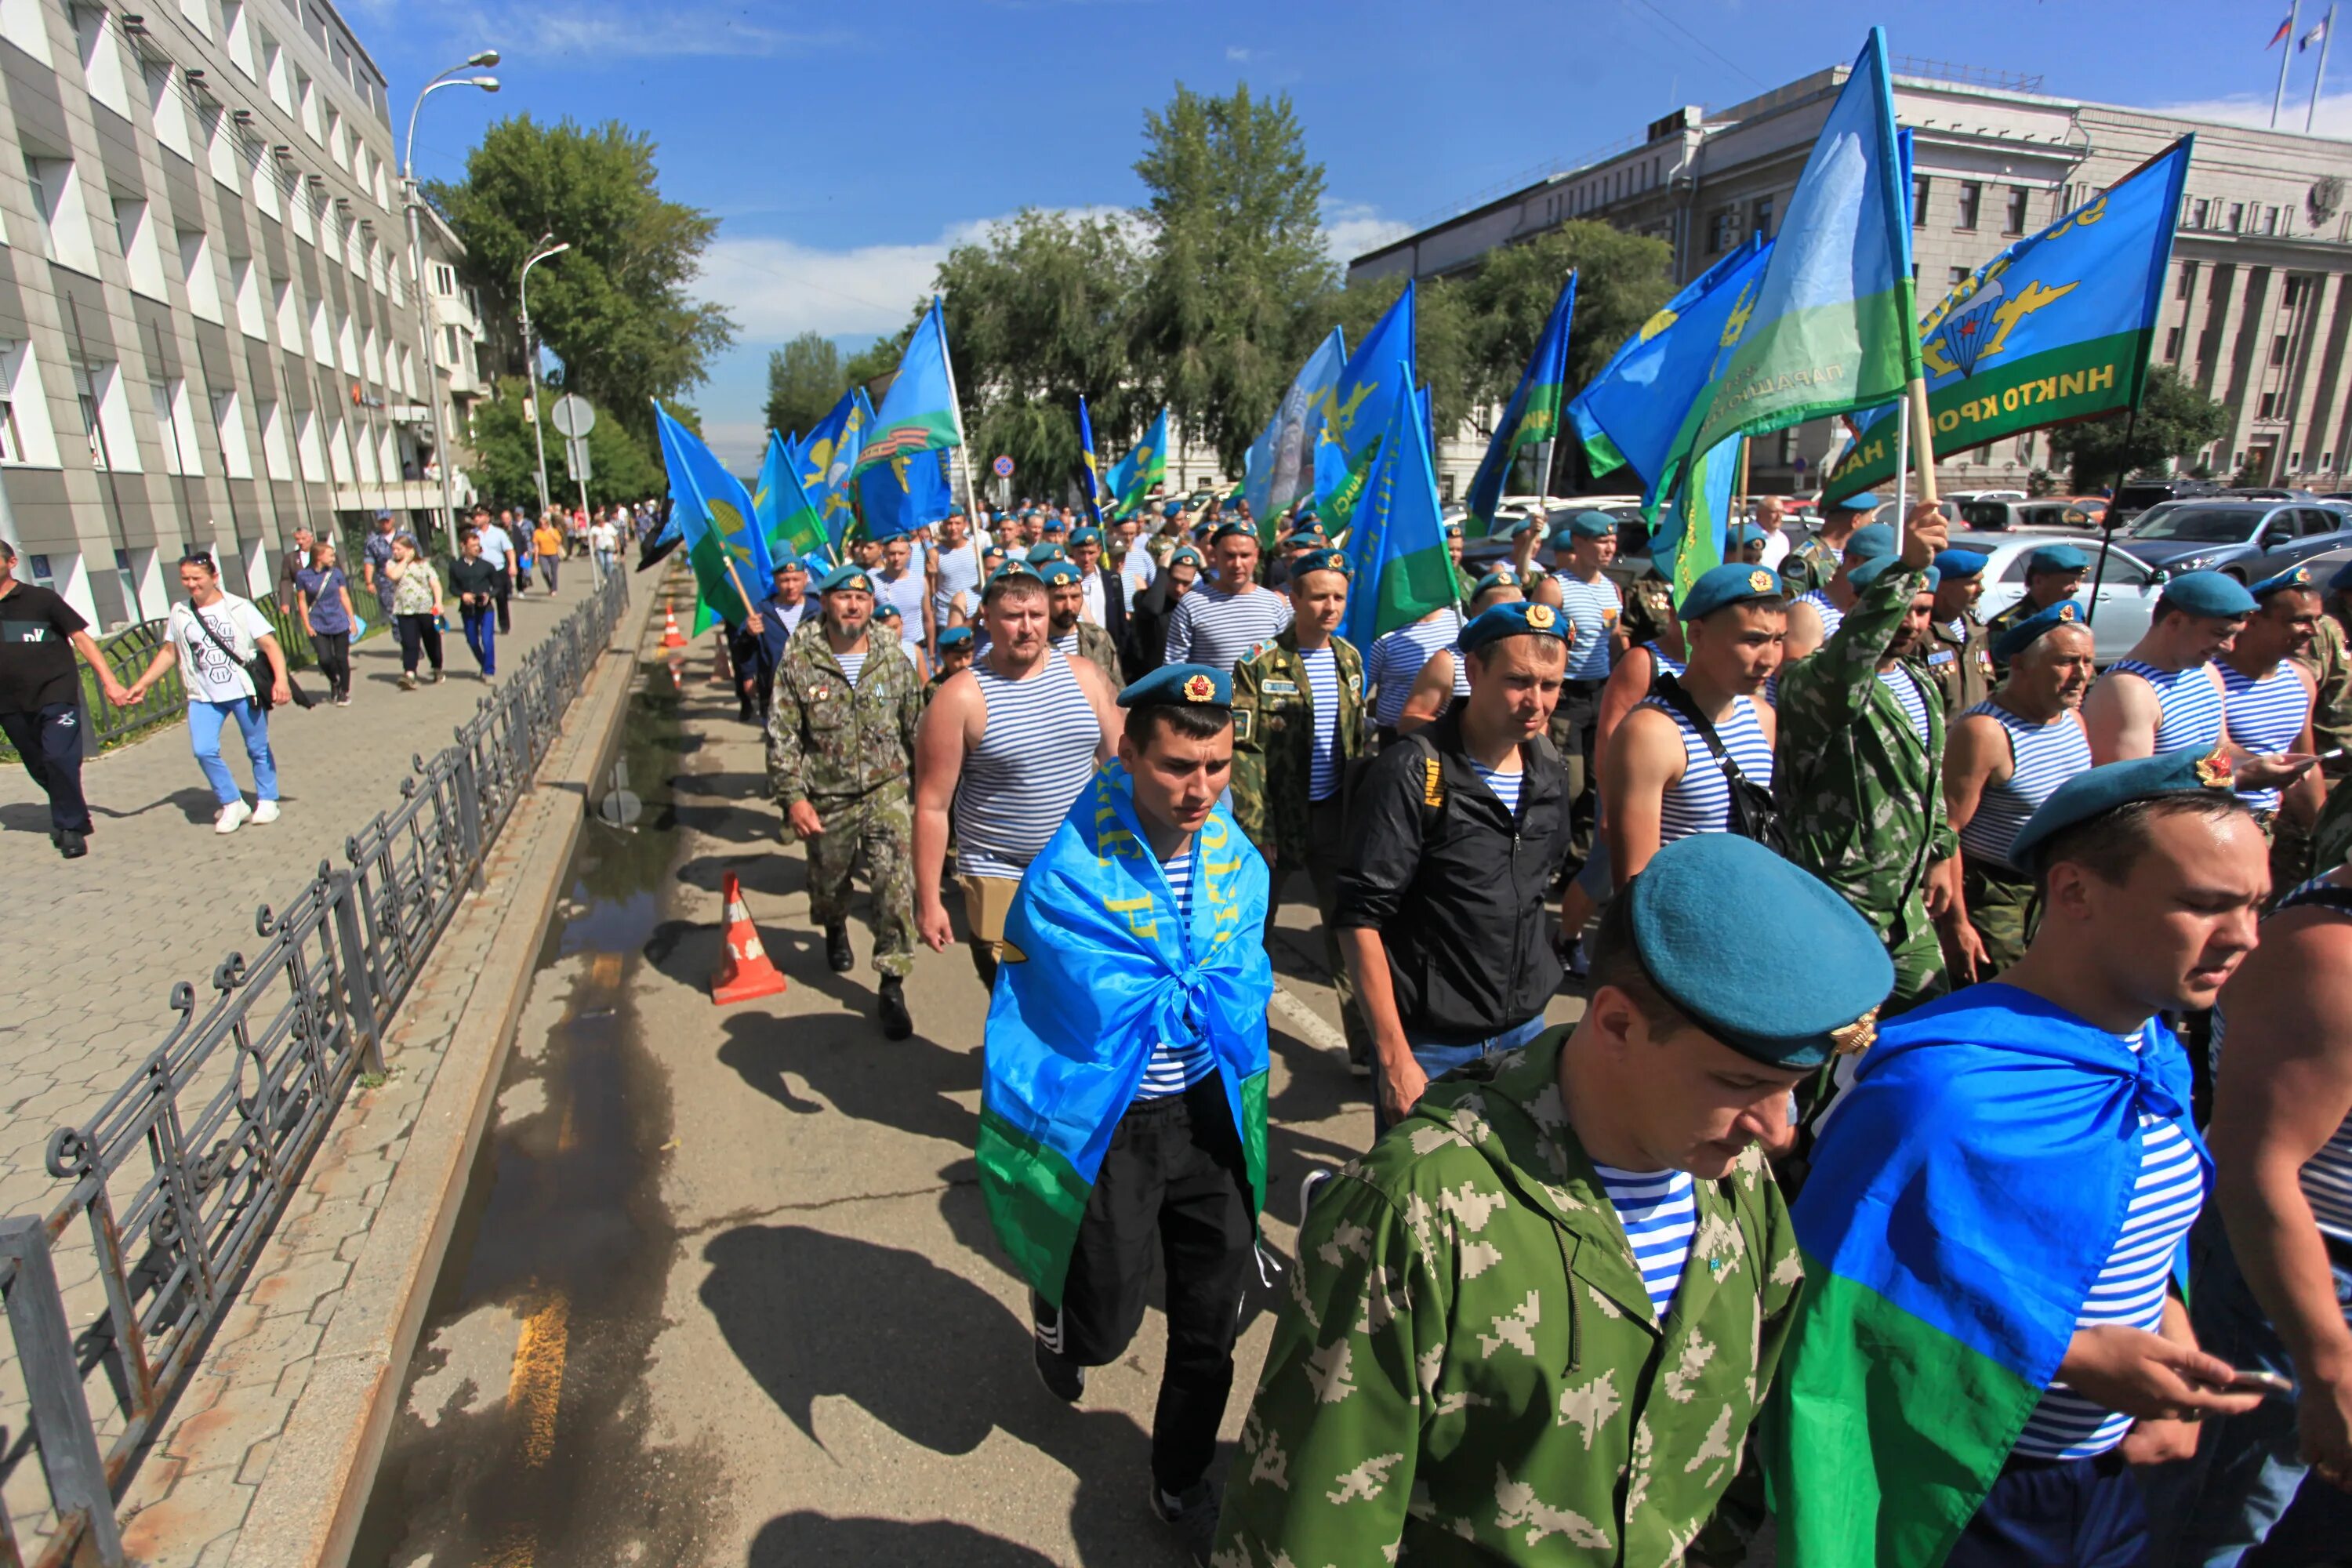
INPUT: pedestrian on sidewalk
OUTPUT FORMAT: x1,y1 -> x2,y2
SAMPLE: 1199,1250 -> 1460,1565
473,506 -> 517,633
532,515 -> 564,595
363,510 -> 400,620
588,512 -> 619,578
385,535 -> 445,690
125,552 -> 291,834
450,528 -> 501,682
0,536 -> 131,858
294,537 -> 358,706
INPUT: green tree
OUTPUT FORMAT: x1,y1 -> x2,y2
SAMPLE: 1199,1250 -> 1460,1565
429,116 -> 735,439
1132,83 -> 1336,473
1294,273 -> 1475,441
764,332 -> 844,442
1463,223 -> 1675,405
2045,367 -> 2231,490
466,379 -> 665,508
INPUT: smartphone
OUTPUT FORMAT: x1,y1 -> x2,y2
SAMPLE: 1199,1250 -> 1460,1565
2221,1368 -> 2296,1398
2320,746 -> 2347,765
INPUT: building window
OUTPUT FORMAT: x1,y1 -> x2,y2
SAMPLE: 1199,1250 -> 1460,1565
1706,207 -> 1739,254
1751,193 -> 1775,240
71,360 -> 137,472
2177,261 -> 2198,301
1957,182 -> 1983,230
113,198 -> 169,298
2274,333 -> 2291,366
24,154 -> 102,274
431,262 -> 456,296
1948,266 -> 1971,287
212,389 -> 252,479
1912,175 -> 1931,227
2165,326 -> 2183,360
0,372 -> 21,463
2005,186 -> 2030,235
2192,198 -> 2212,228
2229,201 -> 2246,232
2259,392 -> 2280,419
2266,205 -> 2281,234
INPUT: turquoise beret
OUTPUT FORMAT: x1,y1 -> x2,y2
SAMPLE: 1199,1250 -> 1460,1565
1290,547 -> 1349,578
2027,543 -> 2090,575
2009,746 -> 2238,870
818,564 -> 874,595
1933,549 -> 1986,579
1287,525 -> 1329,548
1845,523 -> 1896,562
772,555 -> 811,575
982,543 -> 1007,561
1831,491 -> 1881,514
1458,600 -> 1570,655
1510,514 -> 1544,539
1568,510 -> 1615,539
2160,568 -> 2258,618
1169,546 -> 1205,568
1042,515 -> 1067,532
2332,561 -> 2352,593
1443,521 -> 1465,539
2250,564 -> 2318,599
1730,524 -> 1766,547
1990,599 -> 2089,662
1679,563 -> 1786,621
1850,555 -> 1936,592
873,601 -> 901,622
936,626 -> 975,648
1071,526 -> 1103,546
984,563 -> 1042,592
1624,834 -> 1894,1068
1118,662 -> 1232,709
1038,560 -> 1083,586
1212,520 -> 1254,543
1163,501 -> 1183,517
1473,567 -> 1522,597
1025,543 -> 1068,564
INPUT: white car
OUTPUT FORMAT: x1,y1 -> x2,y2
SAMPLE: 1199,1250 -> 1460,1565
1945,529 -> 2165,665
1947,488 -> 2029,504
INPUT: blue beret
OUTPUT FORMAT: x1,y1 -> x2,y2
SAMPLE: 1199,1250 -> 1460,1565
1038,560 -> 1082,586
1509,514 -> 1546,539
772,555 -> 811,575
1169,546 -> 1205,568
1162,501 -> 1183,517
1025,543 -> 1068,565
985,563 -> 1042,592
936,626 -> 975,648
1990,599 -> 2089,662
1290,547 -> 1349,578
1850,555 -> 1936,592
1933,549 -> 1986,579
1831,491 -> 1880,514
1070,526 -> 1102,546
2027,543 -> 2090,575
1211,520 -> 1256,543
1287,522 -> 1328,545
1624,834 -> 1893,1069
2009,746 -> 2238,870
818,564 -> 874,595
1443,519 -> 1465,539
1042,515 -> 1068,532
2160,568 -> 2258,618
982,543 -> 1007,561
1679,563 -> 1786,621
873,601 -> 901,622
2332,561 -> 2352,594
1473,567 -> 1523,597
1568,510 -> 1615,539
2250,564 -> 2318,599
1845,523 -> 1896,563
1730,524 -> 1766,547
1118,662 -> 1232,709
1458,600 -> 1570,655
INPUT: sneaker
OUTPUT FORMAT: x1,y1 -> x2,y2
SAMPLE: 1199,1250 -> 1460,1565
825,924 -> 855,974
215,800 -> 252,834
483,671 -> 497,684
1298,1167 -> 1334,1227
1563,938 -> 1590,980
1031,1297 -> 1085,1403
1150,1479 -> 1221,1566
250,800 -> 281,826
398,672 -> 419,691
336,695 -> 352,707
427,669 -> 445,684
877,975 -> 913,1041
58,829 -> 87,859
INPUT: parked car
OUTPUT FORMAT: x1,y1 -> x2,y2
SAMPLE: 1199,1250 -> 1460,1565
1954,498 -> 2105,532
1946,488 -> 2029,504
2121,499 -> 2352,579
2060,497 -> 2111,530
2112,477 -> 2223,523
2216,487 -> 2321,503
1946,531 -> 2167,665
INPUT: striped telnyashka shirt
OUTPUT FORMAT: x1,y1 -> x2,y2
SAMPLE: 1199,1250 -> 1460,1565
1301,647 -> 1343,801
1549,571 -> 1623,680
1366,612 -> 1466,729
2111,659 -> 2227,753
1647,693 -> 1773,845
1164,584 -> 1293,674
2220,658 -> 2312,811
1958,702 -> 2092,869
1593,1163 -> 1698,1319
1134,850 -> 1214,1098
953,653 -> 1099,880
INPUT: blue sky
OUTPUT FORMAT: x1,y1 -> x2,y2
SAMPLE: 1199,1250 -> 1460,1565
350,0 -> 2351,466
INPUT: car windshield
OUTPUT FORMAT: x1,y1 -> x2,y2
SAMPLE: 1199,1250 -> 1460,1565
2117,485 -> 2177,510
2129,506 -> 2261,543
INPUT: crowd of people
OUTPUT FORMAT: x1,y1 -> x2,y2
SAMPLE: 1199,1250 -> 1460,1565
752,480 -> 2352,1567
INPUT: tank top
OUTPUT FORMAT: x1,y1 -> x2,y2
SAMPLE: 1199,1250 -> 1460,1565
2110,659 -> 2226,753
953,653 -> 1099,880
1798,589 -> 1845,642
2220,658 -> 2312,811
1367,612 -> 1467,728
1957,701 -> 2093,869
1645,692 -> 1773,844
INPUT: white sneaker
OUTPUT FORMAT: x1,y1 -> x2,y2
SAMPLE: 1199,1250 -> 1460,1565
250,800 -> 281,826
215,800 -> 252,834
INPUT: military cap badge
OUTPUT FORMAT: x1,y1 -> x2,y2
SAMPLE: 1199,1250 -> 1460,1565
2194,749 -> 2233,789
1525,604 -> 1558,630
1748,569 -> 1772,593
1831,1006 -> 1880,1057
1183,673 -> 1214,703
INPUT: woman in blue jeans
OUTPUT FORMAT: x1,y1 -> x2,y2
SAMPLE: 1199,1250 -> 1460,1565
124,554 -> 291,834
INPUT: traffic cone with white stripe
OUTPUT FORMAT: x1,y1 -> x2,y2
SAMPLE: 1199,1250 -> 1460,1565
711,871 -> 788,1005
661,597 -> 688,649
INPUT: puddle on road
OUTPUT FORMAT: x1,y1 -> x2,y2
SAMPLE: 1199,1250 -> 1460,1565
349,661 -> 726,1568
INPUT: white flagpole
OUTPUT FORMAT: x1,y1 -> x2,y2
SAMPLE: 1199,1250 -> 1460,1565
931,292 -> 984,586
1893,393 -> 1912,554
2311,4 -> 2338,132
2277,0 -> 2304,127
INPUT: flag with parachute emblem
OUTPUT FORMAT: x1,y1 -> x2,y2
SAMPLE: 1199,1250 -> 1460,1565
1107,407 -> 1169,519
797,387 -> 867,550
655,404 -> 770,627
1342,361 -> 1457,649
1316,284 -> 1416,533
1076,394 -> 1104,524
1465,271 -> 1577,535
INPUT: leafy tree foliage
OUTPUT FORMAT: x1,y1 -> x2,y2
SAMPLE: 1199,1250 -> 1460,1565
764,332 -> 845,444
1463,223 -> 1675,404
466,379 -> 666,508
2046,367 -> 2231,490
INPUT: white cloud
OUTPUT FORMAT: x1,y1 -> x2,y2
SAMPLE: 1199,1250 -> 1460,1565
1322,202 -> 1413,265
1226,45 -> 1255,63
2143,89 -> 2352,140
343,0 -> 847,60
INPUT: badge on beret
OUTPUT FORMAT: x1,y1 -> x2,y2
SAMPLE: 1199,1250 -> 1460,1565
1749,570 -> 1773,593
1526,604 -> 1558,630
2058,603 -> 2078,622
1831,1007 -> 1879,1057
1184,673 -> 1214,702
2195,749 -> 2233,789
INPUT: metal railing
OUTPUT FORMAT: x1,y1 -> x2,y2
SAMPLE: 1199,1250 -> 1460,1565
0,564 -> 633,1568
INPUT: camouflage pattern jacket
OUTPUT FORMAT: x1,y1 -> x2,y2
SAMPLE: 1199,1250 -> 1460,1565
1617,568 -> 1679,655
2298,612 -> 2352,783
1230,630 -> 1368,864
1911,610 -> 1994,716
1216,1029 -> 1802,1567
1777,533 -> 1842,597
766,622 -> 922,808
1775,563 -> 1956,933
1060,621 -> 1123,689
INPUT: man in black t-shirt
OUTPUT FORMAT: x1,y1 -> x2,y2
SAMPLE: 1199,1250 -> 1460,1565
0,538 -> 131,858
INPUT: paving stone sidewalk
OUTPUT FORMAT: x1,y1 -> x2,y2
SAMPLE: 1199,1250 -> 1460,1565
0,568 -> 643,1218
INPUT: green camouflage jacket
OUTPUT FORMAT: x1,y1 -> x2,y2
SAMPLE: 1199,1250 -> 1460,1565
1775,563 -> 1955,933
766,622 -> 922,808
1777,534 -> 1842,597
1911,609 -> 1994,716
1618,568 -> 1679,655
2298,612 -> 2352,782
1217,1030 -> 1802,1568
1230,630 -> 1368,863
1061,621 -> 1123,689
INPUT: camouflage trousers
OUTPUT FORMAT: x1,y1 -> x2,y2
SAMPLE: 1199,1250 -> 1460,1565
1882,897 -> 1948,1018
801,780 -> 915,979
1962,857 -> 2037,975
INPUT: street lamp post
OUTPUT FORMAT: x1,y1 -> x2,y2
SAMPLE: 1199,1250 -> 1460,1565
401,51 -> 499,549
518,233 -> 571,520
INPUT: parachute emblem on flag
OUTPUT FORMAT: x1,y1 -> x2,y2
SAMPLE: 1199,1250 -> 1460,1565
1637,306 -> 1680,344
1923,274 -> 2077,379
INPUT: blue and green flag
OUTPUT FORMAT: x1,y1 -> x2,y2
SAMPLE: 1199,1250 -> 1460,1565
755,430 -> 828,563
1243,327 -> 1347,540
1076,394 -> 1104,524
1342,361 -> 1458,649
859,448 -> 953,541
1824,136 -> 2194,503
1107,407 -> 1169,519
798,387 -> 867,549
1316,281 -> 1417,532
853,297 -> 962,475
655,403 -> 770,628
1653,435 -> 1748,601
1465,270 -> 1577,535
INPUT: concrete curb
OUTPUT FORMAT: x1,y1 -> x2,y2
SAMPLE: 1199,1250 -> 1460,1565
228,582 -> 662,1568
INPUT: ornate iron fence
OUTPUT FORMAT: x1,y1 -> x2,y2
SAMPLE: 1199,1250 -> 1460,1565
0,564 -> 632,1568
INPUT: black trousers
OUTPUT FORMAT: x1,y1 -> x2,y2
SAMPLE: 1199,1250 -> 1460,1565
1,703 -> 92,833
493,574 -> 513,633
394,613 -> 443,673
310,630 -> 350,699
1039,1080 -> 1254,1494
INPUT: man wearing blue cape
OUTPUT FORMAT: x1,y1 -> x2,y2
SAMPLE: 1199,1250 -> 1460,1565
977,661 -> 1273,1566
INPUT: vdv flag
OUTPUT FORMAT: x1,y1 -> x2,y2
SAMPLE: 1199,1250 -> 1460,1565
1465,270 -> 1577,535
1076,394 -> 1104,524
798,387 -> 867,548
859,448 -> 954,541
1243,327 -> 1347,539
1316,282 -> 1417,529
853,297 -> 962,475
1343,361 -> 1458,649
655,404 -> 771,626
1824,137 -> 2194,503
1653,435 -> 1748,602
1566,234 -> 1771,502
1107,407 -> 1169,519
755,430 -> 829,563
1663,29 -> 1918,501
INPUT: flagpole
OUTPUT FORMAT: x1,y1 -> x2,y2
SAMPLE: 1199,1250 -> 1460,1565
1896,375 -> 1940,556
931,292 -> 985,586
2278,0 -> 2304,127
1892,394 -> 1911,550
2312,3 -> 2337,132
2082,403 -> 2140,629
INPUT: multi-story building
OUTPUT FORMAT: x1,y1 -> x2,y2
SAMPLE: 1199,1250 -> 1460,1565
0,0 -> 471,631
1353,60 -> 2352,499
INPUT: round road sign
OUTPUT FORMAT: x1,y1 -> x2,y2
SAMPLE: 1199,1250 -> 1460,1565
992,454 -> 1015,478
550,394 -> 597,439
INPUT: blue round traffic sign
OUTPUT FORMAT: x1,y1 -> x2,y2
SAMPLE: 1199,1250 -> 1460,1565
992,454 -> 1015,478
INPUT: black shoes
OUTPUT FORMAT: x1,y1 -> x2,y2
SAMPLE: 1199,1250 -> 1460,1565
878,975 -> 913,1040
825,924 -> 854,973
1031,1296 -> 1086,1403
1151,1479 -> 1221,1566
57,829 -> 87,858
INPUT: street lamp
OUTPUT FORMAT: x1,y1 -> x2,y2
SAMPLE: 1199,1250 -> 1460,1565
518,233 -> 571,519
400,53 -> 499,547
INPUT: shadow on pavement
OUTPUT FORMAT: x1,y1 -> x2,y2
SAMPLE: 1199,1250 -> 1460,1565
714,1009 -> 981,1145
746,1513 -> 1061,1566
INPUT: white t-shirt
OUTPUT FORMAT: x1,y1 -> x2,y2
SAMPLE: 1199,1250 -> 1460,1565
588,522 -> 619,553
169,595 -> 275,702
1757,528 -> 1792,571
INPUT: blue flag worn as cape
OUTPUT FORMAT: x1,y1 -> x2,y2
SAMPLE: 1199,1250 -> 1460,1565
977,761 -> 1273,1304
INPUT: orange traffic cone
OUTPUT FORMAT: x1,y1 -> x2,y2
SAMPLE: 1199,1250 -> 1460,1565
710,871 -> 788,1005
661,597 -> 688,649
709,630 -> 732,684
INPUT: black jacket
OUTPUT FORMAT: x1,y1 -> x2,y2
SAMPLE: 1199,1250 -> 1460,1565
1094,564 -> 1128,651
1122,574 -> 1182,684
1335,708 -> 1571,1044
